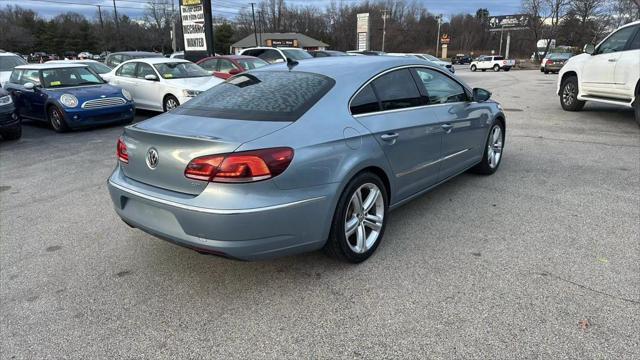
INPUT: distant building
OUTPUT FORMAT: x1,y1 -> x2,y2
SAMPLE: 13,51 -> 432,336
231,33 -> 329,54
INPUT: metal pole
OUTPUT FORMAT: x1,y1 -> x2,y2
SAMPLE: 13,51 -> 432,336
250,3 -> 258,47
436,15 -> 442,57
381,10 -> 388,52
505,31 -> 511,59
258,11 -> 263,45
499,26 -> 504,55
97,5 -> 104,30
112,0 -> 120,42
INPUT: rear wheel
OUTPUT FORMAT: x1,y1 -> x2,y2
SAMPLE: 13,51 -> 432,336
481,69 -> 486,72
48,105 -> 69,133
324,172 -> 388,263
470,65 -> 477,72
163,95 -> 180,112
493,64 -> 500,72
472,122 -> 504,175
560,75 -> 585,111
503,67 -> 511,72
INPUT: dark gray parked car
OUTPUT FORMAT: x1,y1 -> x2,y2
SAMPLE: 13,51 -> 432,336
104,51 -> 164,68
108,56 -> 506,262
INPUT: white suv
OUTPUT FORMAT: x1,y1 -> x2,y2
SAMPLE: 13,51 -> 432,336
558,20 -> 640,124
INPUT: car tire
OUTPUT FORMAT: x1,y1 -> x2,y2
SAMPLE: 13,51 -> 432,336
544,69 -> 549,74
559,75 -> 585,111
163,95 -> 180,112
634,92 -> 640,126
122,117 -> 134,125
324,172 -> 388,263
540,68 -> 544,73
471,121 -> 504,175
493,64 -> 500,72
504,67 -> 511,72
481,69 -> 486,72
1,124 -> 22,140
470,65 -> 477,72
48,105 -> 69,133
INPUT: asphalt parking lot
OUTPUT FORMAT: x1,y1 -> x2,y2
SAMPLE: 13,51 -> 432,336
1,67 -> 638,359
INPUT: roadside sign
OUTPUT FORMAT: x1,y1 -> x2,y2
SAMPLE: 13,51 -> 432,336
488,14 -> 530,31
440,34 -> 450,45
357,13 -> 370,51
180,0 -> 214,61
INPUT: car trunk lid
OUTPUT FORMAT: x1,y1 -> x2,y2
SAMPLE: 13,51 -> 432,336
120,113 -> 291,195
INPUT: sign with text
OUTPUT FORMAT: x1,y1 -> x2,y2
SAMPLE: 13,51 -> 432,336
180,0 -> 206,51
356,13 -> 370,51
440,34 -> 450,45
266,39 -> 299,48
488,14 -> 530,31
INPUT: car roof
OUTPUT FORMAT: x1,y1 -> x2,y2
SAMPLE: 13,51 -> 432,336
15,63 -> 89,70
110,51 -> 162,56
242,47 -> 304,52
47,60 -> 100,64
121,57 -> 189,65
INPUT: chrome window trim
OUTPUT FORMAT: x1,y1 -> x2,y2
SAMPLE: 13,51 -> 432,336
348,64 -> 471,117
109,180 -> 326,215
353,101 -> 466,118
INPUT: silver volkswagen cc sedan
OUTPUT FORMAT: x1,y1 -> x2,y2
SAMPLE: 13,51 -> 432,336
108,56 -> 505,263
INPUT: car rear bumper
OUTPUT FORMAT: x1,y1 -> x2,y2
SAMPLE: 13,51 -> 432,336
546,64 -> 564,71
107,165 -> 337,260
64,103 -> 135,128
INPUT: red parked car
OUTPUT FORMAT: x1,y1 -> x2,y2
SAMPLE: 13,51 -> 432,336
196,55 -> 269,79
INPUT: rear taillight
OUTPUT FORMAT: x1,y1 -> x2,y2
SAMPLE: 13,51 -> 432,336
117,137 -> 128,163
547,60 -> 554,65
185,147 -> 293,183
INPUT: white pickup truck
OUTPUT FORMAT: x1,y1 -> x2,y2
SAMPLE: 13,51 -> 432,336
470,56 -> 515,72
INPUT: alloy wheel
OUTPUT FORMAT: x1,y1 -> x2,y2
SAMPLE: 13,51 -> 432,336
487,125 -> 503,169
50,109 -> 62,130
344,183 -> 385,254
165,98 -> 179,111
562,82 -> 576,106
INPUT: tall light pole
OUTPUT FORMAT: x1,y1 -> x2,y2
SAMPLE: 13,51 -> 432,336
250,3 -> 258,46
435,14 -> 442,57
381,9 -> 389,52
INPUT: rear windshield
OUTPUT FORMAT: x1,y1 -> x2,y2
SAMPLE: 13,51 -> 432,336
175,71 -> 335,121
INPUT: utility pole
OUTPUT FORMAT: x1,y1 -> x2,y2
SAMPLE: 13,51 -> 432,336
435,14 -> 442,57
112,0 -> 120,42
250,3 -> 258,46
97,5 -> 104,30
499,25 -> 504,55
258,10 -> 263,45
381,10 -> 389,52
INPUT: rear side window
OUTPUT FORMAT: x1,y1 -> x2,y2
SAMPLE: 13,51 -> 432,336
414,68 -> 467,104
199,59 -> 218,71
117,62 -> 137,77
350,84 -> 380,115
176,71 -> 335,121
371,69 -> 423,111
494,56 -> 504,60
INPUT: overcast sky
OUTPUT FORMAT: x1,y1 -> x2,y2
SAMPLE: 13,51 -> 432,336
1,0 -> 523,20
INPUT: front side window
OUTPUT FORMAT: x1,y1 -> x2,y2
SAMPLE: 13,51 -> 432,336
0,55 -> 27,71
371,69 -> 423,111
117,62 -> 137,77
176,71 -> 335,121
350,84 -> 380,115
218,59 -> 237,72
109,54 -> 123,67
136,63 -> 157,79
21,70 -> 41,86
259,50 -> 285,63
199,59 -> 218,71
414,68 -> 467,104
153,62 -> 210,79
627,25 -> 640,50
41,67 -> 103,88
9,69 -> 23,84
597,26 -> 637,54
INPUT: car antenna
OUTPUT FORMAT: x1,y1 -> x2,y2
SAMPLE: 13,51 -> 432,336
286,57 -> 298,71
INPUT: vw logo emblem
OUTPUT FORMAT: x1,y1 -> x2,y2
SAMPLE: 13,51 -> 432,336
146,148 -> 159,169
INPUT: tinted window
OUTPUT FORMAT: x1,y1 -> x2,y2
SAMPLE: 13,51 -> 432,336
371,69 -> 423,111
42,67 -> 103,87
0,55 -> 27,71
176,71 -> 335,121
350,84 -> 380,115
237,58 -> 267,70
628,26 -> 640,50
494,56 -> 504,60
281,49 -> 313,60
414,68 -> 467,104
136,63 -> 156,79
108,54 -> 123,67
199,59 -> 218,71
312,52 -> 327,57
117,62 -> 137,77
598,26 -> 637,54
259,50 -> 284,63
85,62 -> 112,74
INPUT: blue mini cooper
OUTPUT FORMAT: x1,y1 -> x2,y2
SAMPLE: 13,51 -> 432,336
5,64 -> 135,132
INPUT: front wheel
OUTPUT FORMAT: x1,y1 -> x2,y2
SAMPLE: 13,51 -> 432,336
48,105 -> 69,133
493,64 -> 500,72
559,76 -> 585,111
324,172 -> 388,263
163,95 -> 180,112
472,122 -> 504,175
634,94 -> 640,126
470,65 -> 477,72
503,67 -> 511,72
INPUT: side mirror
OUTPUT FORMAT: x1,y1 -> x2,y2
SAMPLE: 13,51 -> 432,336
583,44 -> 595,55
228,68 -> 241,75
473,88 -> 491,102
144,74 -> 158,81
24,82 -> 35,90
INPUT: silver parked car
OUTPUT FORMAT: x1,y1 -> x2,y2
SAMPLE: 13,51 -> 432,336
108,56 -> 506,262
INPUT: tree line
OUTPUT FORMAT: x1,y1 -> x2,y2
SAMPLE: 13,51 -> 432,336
0,0 -> 638,59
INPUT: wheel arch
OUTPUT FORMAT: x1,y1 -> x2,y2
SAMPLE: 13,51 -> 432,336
559,70 -> 578,95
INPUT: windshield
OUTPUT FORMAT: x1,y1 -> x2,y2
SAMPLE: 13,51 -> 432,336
41,67 -> 104,88
153,62 -> 210,79
237,58 -> 268,70
0,56 -> 27,71
176,71 -> 335,121
84,62 -> 112,74
281,49 -> 313,60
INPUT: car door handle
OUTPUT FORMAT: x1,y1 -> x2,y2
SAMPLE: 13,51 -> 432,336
441,124 -> 453,133
380,133 -> 399,142
608,58 -> 617,62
